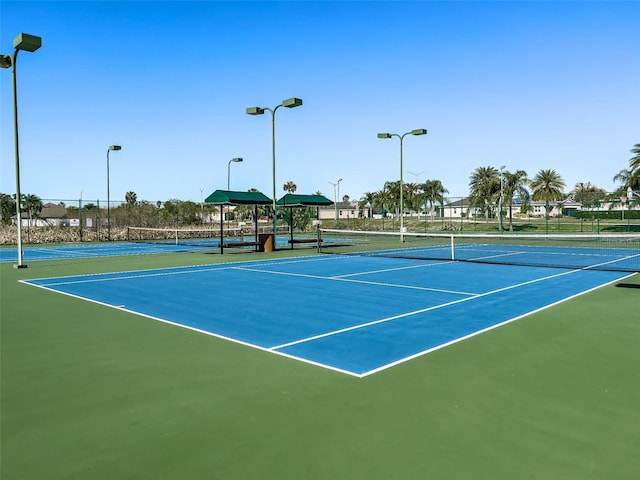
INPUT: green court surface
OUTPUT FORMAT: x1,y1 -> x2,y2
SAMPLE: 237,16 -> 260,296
1,250 -> 639,479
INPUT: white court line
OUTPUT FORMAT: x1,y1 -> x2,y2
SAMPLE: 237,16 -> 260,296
26,254 -> 333,286
359,271 -> 637,378
332,260 -> 452,278
269,267 -> 586,351
234,265 -> 475,296
22,253 -> 638,378
23,280 -> 362,378
33,265 -> 238,287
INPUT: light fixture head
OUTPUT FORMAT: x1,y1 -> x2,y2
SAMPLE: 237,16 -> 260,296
231,157 -> 243,163
411,129 -> 427,136
13,33 -> 42,52
108,145 -> 122,151
377,133 -> 392,139
246,106 -> 265,115
282,97 -> 303,108
0,54 -> 12,69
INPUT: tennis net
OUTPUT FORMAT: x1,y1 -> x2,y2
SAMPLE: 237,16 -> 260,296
127,226 -> 221,246
319,229 -> 640,272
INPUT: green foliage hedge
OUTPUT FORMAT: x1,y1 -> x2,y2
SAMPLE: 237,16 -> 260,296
574,210 -> 640,220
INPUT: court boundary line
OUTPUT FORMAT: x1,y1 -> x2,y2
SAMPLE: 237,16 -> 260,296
359,271 -> 637,377
21,280 -> 362,378
20,256 -> 638,378
236,265 -> 474,296
23,254 -> 331,284
269,266 -> 611,352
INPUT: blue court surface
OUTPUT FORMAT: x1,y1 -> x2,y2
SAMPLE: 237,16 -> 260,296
23,255 -> 633,377
0,238 -> 295,263
0,242 -> 209,262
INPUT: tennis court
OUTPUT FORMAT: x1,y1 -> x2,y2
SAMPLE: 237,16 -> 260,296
0,242 -> 209,262
23,252 -> 634,377
0,236 -> 300,263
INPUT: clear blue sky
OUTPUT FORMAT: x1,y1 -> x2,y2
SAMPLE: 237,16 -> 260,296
2,0 -> 639,206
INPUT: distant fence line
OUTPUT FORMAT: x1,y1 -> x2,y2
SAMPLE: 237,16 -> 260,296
1,196 -> 639,245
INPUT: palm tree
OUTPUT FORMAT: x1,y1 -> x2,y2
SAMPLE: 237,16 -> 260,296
360,191 -> 376,219
611,144 -> 640,202
21,194 -> 43,242
469,166 -> 500,221
422,179 -> 448,221
530,169 -> 566,218
571,182 -> 605,209
125,191 -> 137,207
614,169 -> 640,194
383,181 -> 401,218
282,181 -> 297,194
0,193 -> 15,225
402,182 -> 420,214
22,194 -> 43,227
502,170 -> 529,231
630,143 -> 640,171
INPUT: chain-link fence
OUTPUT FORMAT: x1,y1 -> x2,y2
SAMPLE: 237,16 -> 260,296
1,195 -> 638,245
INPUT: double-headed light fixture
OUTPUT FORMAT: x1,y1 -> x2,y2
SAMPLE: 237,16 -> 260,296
246,97 -> 303,244
377,129 -> 427,241
2,33 -> 42,268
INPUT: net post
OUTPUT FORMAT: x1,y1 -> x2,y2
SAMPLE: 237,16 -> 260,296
450,234 -> 455,261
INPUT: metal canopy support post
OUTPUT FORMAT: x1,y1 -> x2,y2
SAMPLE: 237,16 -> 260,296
220,212 -> 224,254
289,206 -> 294,249
254,205 -> 259,249
316,206 -> 321,253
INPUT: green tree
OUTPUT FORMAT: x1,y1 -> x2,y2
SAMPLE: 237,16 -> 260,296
502,170 -> 529,231
571,182 -> 606,209
360,192 -> 376,218
611,144 -> 640,201
22,194 -> 43,226
282,181 -> 297,194
629,143 -> 640,171
422,179 -> 448,221
469,166 -> 500,221
402,182 -> 420,213
530,169 -> 566,218
0,193 -> 16,225
125,191 -> 137,207
383,181 -> 401,217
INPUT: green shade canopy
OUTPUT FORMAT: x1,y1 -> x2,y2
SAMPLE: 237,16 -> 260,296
204,190 -> 272,206
276,194 -> 334,207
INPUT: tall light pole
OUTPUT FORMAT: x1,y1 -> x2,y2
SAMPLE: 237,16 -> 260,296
499,165 -> 506,233
106,145 -> 122,241
329,178 -> 342,223
2,33 -> 42,268
227,157 -> 243,190
378,129 -> 427,241
246,97 -> 303,245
